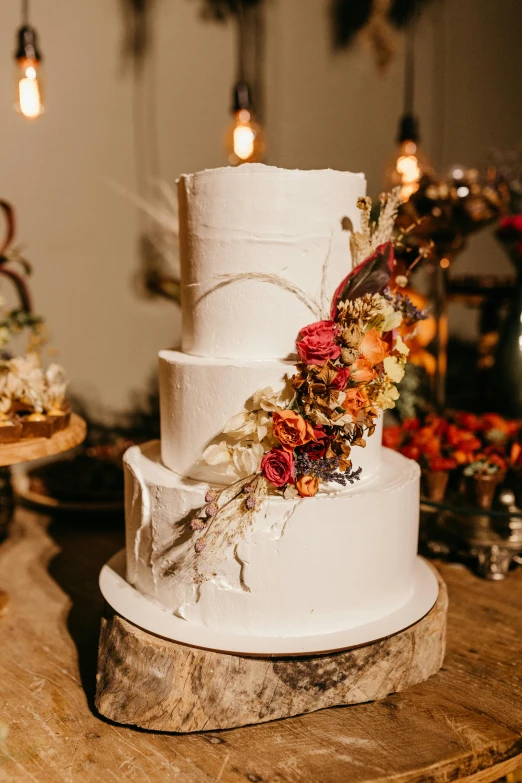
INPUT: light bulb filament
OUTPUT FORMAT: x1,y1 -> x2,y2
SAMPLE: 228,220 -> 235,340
396,155 -> 421,185
15,55 -> 43,120
233,124 -> 256,161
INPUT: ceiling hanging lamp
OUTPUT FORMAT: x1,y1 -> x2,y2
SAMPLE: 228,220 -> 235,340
14,0 -> 45,120
384,16 -> 433,200
223,0 -> 265,165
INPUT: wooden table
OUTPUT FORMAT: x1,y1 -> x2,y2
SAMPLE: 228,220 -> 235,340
0,507 -> 521,783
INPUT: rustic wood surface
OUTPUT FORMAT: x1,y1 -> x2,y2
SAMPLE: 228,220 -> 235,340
95,564 -> 447,732
0,413 -> 87,467
0,506 -> 521,782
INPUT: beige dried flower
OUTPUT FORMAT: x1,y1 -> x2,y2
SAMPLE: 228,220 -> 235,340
350,187 -> 402,268
341,347 -> 359,365
338,293 -> 386,325
340,324 -> 364,349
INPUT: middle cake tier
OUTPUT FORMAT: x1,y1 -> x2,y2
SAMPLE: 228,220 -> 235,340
159,349 -> 383,485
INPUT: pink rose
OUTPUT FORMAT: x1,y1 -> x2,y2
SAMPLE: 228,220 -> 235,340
261,448 -> 295,487
296,320 -> 341,366
330,367 -> 350,390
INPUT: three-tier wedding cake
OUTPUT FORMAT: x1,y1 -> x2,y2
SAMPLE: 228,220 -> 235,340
124,164 -> 421,639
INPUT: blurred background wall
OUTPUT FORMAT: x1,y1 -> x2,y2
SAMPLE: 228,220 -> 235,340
0,0 -> 521,418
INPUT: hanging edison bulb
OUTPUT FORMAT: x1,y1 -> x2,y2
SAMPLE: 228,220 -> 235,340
384,114 -> 433,201
14,14 -> 44,121
224,81 -> 265,166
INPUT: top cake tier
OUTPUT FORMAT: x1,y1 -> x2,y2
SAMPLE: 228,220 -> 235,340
178,164 -> 366,360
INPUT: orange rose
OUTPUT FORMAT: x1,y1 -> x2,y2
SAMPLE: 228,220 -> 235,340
342,387 -> 368,419
359,328 -> 389,367
272,410 -> 315,452
350,357 -> 377,383
296,474 -> 319,497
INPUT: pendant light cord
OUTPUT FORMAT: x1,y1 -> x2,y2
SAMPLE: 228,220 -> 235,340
237,0 -> 246,82
404,16 -> 415,116
21,0 -> 29,26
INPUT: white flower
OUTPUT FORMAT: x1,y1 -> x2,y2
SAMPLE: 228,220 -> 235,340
43,363 -> 68,409
383,355 -> 405,383
8,353 -> 46,411
223,408 -> 273,443
232,442 -> 264,477
223,410 -> 257,440
249,383 -> 294,412
202,440 -> 232,466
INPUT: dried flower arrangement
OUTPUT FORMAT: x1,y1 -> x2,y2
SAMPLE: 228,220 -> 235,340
186,191 -> 426,576
0,201 -> 70,443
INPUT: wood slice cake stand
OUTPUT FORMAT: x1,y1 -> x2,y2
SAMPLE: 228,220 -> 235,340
95,559 -> 447,733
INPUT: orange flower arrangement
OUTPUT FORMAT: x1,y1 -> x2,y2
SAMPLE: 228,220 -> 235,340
385,409 -> 519,505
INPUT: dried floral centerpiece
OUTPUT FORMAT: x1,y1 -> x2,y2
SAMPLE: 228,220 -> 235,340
185,191 -> 426,574
0,200 -> 70,443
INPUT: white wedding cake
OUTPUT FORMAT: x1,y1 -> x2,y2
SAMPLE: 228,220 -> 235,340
124,164 -> 420,639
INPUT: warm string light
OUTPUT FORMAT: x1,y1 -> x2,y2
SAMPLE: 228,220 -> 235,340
14,0 -> 44,120
384,116 -> 433,201
384,18 -> 432,200
223,0 -> 265,165
224,84 -> 265,165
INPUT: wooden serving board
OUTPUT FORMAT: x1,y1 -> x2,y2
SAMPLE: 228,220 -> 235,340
0,413 -> 87,467
95,565 -> 447,733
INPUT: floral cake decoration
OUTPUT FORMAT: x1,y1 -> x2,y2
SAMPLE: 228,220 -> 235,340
188,190 -> 427,575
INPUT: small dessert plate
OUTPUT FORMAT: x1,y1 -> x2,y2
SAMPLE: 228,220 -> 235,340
100,550 -> 440,657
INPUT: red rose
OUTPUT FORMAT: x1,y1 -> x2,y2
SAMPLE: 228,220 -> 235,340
296,321 -> 341,366
261,448 -> 295,487
301,426 -> 330,460
330,367 -> 350,390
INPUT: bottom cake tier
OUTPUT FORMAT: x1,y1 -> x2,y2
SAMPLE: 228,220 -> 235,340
124,441 -> 420,638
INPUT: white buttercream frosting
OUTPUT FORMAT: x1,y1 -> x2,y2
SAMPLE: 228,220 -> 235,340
178,164 -> 366,360
125,442 -> 420,638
